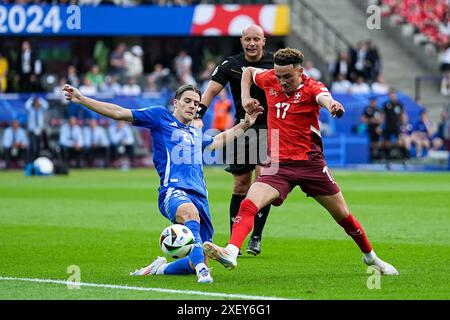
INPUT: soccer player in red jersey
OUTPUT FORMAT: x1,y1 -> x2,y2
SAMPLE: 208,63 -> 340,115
203,48 -> 399,275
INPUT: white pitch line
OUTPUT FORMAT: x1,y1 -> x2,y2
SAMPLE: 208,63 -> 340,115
0,276 -> 291,300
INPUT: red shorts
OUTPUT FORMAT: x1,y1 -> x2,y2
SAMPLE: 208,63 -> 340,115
256,160 -> 340,206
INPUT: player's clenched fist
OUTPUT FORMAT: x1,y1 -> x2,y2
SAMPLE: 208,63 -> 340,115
242,97 -> 261,114
330,100 -> 345,118
62,84 -> 83,104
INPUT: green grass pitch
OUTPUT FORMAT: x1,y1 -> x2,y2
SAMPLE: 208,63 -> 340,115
0,167 -> 449,300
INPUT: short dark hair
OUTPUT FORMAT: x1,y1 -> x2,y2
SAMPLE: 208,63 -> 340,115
174,84 -> 202,100
274,48 -> 304,66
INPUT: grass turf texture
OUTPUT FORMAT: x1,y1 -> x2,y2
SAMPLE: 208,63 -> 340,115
0,168 -> 449,300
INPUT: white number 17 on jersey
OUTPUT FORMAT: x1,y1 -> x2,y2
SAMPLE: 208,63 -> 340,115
274,102 -> 290,119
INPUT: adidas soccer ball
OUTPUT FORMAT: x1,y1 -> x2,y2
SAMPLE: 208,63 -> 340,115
159,224 -> 194,259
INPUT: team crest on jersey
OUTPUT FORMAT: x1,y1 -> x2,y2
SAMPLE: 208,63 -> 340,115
269,88 -> 278,97
293,91 -> 301,103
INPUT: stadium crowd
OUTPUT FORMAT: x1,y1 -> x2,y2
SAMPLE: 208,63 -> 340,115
379,0 -> 450,96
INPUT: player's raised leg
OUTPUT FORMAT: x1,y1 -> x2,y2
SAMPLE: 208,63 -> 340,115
314,192 -> 399,275
204,182 -> 279,269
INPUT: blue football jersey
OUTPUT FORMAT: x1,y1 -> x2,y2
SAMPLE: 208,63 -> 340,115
132,106 -> 214,197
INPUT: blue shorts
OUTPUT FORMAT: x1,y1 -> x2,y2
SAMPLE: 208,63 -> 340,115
158,187 -> 214,243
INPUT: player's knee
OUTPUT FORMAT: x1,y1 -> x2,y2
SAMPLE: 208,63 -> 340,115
175,204 -> 200,224
233,175 -> 252,195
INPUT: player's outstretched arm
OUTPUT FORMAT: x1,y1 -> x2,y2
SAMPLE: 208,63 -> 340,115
62,84 -> 133,122
241,67 -> 261,114
207,107 -> 263,150
318,94 -> 345,119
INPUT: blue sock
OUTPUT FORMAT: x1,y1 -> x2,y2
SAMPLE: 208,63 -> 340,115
184,220 -> 205,268
164,257 -> 194,275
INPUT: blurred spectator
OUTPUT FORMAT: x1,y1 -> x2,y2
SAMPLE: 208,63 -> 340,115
398,111 -> 413,161
361,97 -> 383,161
411,110 -> 436,158
16,40 -> 42,93
365,40 -> 381,82
29,73 -> 43,92
150,63 -> 171,90
143,74 -> 159,93
59,116 -> 83,168
350,41 -> 367,80
174,50 -> 193,80
179,70 -> 197,86
331,50 -> 351,81
25,95 -> 49,163
67,65 -> 80,88
382,88 -> 404,165
350,76 -> 371,94
109,121 -> 135,167
122,77 -> 142,96
212,89 -> 233,132
2,120 -> 28,169
436,109 -> 450,150
124,45 -> 144,78
83,118 -> 110,168
79,76 -> 98,96
199,60 -> 217,92
100,75 -> 122,95
331,73 -> 352,93
53,77 -> 70,105
110,42 -> 127,80
371,75 -> 390,94
439,42 -> 450,96
86,64 -> 105,90
303,60 -> 322,81
0,52 -> 8,93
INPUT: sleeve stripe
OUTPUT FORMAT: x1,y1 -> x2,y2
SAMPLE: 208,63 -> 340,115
316,92 -> 331,104
252,68 -> 266,84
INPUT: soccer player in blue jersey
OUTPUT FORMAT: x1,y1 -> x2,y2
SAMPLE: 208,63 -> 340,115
62,83 -> 262,283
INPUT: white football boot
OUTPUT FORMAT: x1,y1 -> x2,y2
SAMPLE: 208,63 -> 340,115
197,266 -> 213,284
364,255 -> 399,275
130,256 -> 168,276
203,241 -> 237,270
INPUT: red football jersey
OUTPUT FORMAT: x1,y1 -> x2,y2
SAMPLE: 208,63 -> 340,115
254,69 -> 331,162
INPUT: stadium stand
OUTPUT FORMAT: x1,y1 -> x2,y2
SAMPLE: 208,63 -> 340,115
0,1 -> 448,170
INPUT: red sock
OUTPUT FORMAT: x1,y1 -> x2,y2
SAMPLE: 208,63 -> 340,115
229,199 -> 259,249
338,214 -> 373,253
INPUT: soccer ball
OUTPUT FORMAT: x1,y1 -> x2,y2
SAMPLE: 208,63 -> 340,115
159,224 -> 194,259
33,157 -> 54,175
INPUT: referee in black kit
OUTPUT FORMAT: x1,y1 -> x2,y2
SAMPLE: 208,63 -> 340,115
196,24 -> 274,256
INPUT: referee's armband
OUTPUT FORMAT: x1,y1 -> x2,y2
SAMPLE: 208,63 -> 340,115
195,103 -> 208,119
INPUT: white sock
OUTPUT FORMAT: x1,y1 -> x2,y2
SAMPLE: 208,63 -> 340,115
195,262 -> 208,275
225,244 -> 240,258
364,250 -> 377,262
